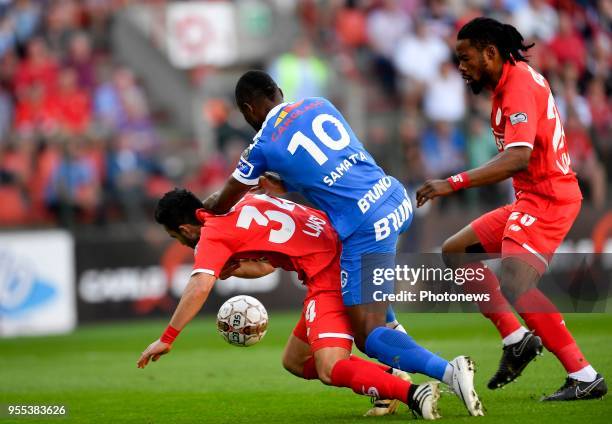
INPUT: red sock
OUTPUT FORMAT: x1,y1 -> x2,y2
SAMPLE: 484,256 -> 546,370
349,354 -> 391,372
463,263 -> 522,338
330,358 -> 410,403
514,288 -> 589,373
302,357 -> 318,380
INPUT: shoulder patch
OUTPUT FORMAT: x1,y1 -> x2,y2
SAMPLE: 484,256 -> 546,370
237,147 -> 254,177
509,112 -> 528,125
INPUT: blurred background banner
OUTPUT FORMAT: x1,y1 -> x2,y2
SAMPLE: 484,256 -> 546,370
0,230 -> 75,337
75,232 -> 305,322
166,1 -> 238,68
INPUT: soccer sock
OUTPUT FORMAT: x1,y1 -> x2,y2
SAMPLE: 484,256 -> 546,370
502,327 -> 529,346
330,358 -> 410,403
463,263 -> 523,339
301,357 -> 318,380
349,354 -> 391,372
386,305 -> 397,325
569,365 -> 598,382
364,326 -> 448,381
514,288 -> 590,373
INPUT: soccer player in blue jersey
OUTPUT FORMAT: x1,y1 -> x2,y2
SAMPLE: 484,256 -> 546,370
203,70 -> 483,417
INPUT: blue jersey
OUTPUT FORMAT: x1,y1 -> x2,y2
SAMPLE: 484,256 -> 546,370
232,97 -> 397,240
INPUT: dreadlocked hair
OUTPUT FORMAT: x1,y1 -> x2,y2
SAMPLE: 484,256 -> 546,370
457,17 -> 535,64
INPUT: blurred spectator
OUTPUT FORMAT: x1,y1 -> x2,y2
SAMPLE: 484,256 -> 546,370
556,73 -> 592,128
366,0 -> 410,96
548,11 -> 587,75
44,0 -> 81,57
104,133 -> 149,223
334,0 -> 368,50
14,37 -> 59,94
0,17 -> 17,57
45,139 -> 100,225
393,21 -> 450,86
421,122 -> 466,179
268,37 -> 329,102
65,32 -> 96,91
94,67 -> 150,133
10,0 -> 41,47
0,87 -> 13,141
13,82 -> 62,136
512,0 -> 558,42
565,112 -> 607,210
423,60 -> 466,123
56,67 -> 91,134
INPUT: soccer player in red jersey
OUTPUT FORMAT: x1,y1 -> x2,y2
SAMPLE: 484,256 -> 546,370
137,189 -> 441,419
416,17 -> 607,401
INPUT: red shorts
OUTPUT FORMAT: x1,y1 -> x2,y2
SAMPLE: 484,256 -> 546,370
292,288 -> 353,353
471,192 -> 581,274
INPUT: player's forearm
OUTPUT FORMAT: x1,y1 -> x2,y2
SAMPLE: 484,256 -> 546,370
168,275 -> 216,331
232,260 -> 275,279
203,178 -> 250,214
460,148 -> 531,188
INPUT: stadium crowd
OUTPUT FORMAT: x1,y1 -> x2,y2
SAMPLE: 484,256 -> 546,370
0,0 -> 609,229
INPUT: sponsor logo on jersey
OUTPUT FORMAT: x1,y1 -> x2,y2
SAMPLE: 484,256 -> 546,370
271,99 -> 324,142
509,112 -> 528,125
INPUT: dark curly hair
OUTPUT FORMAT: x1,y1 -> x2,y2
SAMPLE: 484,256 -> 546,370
154,188 -> 203,231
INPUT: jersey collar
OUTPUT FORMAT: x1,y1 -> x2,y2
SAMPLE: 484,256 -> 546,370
493,61 -> 512,95
195,208 -> 210,223
254,102 -> 290,140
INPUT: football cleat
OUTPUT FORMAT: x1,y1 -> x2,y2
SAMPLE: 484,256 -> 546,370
408,381 -> 441,420
449,356 -> 485,416
488,331 -> 543,389
364,369 -> 412,416
541,374 -> 607,401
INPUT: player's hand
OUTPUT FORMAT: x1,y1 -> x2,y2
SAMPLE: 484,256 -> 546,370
416,179 -> 454,207
219,259 -> 240,280
137,339 -> 172,369
253,172 -> 286,196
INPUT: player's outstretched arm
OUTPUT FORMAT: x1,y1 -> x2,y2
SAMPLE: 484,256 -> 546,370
416,146 -> 531,207
203,177 -> 251,215
137,272 -> 217,369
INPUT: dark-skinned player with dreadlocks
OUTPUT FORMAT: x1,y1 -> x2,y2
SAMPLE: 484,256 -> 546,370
416,17 -> 607,401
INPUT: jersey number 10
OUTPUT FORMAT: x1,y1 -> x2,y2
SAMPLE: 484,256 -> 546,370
287,114 -> 350,165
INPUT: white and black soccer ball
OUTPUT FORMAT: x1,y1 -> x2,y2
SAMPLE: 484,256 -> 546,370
216,295 -> 268,347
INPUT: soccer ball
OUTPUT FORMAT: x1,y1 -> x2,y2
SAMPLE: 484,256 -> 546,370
216,295 -> 268,347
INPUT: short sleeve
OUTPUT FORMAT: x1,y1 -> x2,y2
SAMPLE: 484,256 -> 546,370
192,231 -> 234,277
232,139 -> 268,185
502,89 -> 537,150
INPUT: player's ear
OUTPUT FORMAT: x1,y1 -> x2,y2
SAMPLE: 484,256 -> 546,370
485,44 -> 497,61
242,102 -> 254,115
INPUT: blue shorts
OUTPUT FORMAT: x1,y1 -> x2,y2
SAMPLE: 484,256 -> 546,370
340,183 -> 413,306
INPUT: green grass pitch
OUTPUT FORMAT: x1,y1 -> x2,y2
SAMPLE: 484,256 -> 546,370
1,313 -> 610,423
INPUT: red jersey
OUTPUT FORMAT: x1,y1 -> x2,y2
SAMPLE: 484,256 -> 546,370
490,61 -> 582,203
192,194 -> 340,284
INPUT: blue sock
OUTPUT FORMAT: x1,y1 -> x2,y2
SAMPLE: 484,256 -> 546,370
365,326 -> 448,381
386,305 -> 396,324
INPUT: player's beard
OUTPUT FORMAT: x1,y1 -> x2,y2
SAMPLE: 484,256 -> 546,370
469,79 -> 485,94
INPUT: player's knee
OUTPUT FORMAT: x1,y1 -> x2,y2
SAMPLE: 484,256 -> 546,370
441,237 -> 464,268
500,259 -> 538,304
353,331 -> 368,353
281,353 -> 303,377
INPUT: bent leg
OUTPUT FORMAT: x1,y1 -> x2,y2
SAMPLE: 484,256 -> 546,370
443,217 -> 524,342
